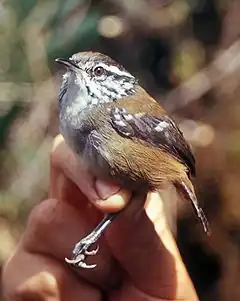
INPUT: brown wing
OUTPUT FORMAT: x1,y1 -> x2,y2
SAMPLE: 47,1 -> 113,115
109,107 -> 196,177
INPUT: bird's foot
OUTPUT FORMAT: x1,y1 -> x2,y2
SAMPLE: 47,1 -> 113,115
65,233 -> 100,269
65,213 -> 117,269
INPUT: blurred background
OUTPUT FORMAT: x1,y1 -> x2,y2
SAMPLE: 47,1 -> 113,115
0,0 -> 240,299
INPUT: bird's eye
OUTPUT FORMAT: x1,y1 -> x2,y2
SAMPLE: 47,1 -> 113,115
93,66 -> 105,76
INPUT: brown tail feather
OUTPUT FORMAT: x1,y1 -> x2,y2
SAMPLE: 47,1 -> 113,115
174,180 -> 211,235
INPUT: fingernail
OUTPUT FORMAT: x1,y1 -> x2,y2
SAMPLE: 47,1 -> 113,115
95,179 -> 121,200
95,189 -> 131,212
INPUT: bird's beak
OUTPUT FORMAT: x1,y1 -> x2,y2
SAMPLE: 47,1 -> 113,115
55,58 -> 80,71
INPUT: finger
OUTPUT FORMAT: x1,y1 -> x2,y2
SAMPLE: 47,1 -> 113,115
95,179 -> 132,212
51,135 -> 131,212
106,191 -> 198,300
50,134 -> 98,202
21,198 -> 122,290
2,249 -> 101,301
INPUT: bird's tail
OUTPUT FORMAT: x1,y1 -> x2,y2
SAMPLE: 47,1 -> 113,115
174,180 -> 211,235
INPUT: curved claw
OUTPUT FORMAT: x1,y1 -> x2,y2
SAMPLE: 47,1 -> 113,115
78,261 -> 97,269
65,256 -> 82,265
85,245 -> 99,256
64,257 -> 97,269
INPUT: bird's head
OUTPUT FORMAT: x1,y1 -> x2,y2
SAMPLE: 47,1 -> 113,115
56,52 -> 137,111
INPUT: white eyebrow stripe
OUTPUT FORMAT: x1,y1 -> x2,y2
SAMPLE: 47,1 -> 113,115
98,63 -> 134,78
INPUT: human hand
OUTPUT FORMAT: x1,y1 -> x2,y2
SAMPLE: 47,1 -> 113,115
2,135 -> 199,301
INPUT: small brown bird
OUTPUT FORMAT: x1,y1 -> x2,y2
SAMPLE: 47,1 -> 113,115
55,52 -> 210,269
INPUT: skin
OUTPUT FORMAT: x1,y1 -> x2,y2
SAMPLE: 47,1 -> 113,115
2,135 -> 199,301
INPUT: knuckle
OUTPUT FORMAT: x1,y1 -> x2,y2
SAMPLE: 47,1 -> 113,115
28,199 -> 57,231
19,272 -> 58,300
24,200 -> 59,250
28,200 -> 52,226
10,272 -> 58,301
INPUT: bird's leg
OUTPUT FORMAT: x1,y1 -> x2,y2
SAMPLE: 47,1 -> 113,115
65,212 -> 118,268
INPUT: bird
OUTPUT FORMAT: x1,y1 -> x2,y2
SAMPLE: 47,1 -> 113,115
55,52 -> 210,269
